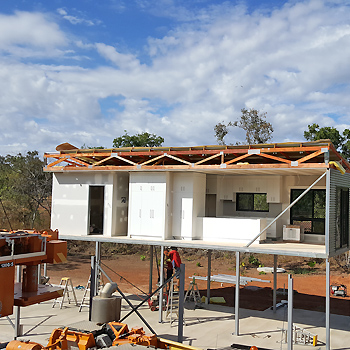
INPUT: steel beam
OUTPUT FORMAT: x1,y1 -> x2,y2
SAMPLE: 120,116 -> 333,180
246,171 -> 327,247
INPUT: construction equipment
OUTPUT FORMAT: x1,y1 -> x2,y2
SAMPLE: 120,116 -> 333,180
147,291 -> 167,311
5,322 -> 201,350
0,229 -> 67,317
330,284 -> 347,297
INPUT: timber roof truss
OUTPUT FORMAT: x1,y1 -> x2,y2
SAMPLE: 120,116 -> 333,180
44,140 -> 350,173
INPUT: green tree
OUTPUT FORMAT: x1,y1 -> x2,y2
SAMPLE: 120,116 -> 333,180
0,151 -> 52,229
113,130 -> 164,148
304,123 -> 350,161
214,108 -> 273,145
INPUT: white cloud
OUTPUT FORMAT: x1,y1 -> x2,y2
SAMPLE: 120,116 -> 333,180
0,11 -> 66,48
95,43 -> 142,70
57,8 -> 100,26
1,1 -> 350,155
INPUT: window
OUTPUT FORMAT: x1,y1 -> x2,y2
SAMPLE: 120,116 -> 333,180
290,189 -> 325,235
236,193 -> 269,212
336,187 -> 349,249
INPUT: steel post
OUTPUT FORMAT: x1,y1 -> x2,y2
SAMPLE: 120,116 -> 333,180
89,255 -> 96,321
273,255 -> 277,313
235,251 -> 240,336
288,274 -> 293,350
95,241 -> 101,293
326,258 -> 330,350
149,246 -> 153,295
159,245 -> 164,323
14,266 -> 22,339
206,250 -> 212,304
178,263 -> 185,343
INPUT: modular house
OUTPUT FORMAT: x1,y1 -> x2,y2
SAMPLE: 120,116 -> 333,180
44,140 -> 350,259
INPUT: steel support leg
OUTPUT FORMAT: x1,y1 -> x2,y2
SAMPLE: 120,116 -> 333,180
89,255 -> 96,321
273,255 -> 277,313
206,250 -> 211,304
326,258 -> 330,350
14,265 -> 22,339
95,241 -> 101,293
288,274 -> 293,350
178,263 -> 185,343
149,246 -> 153,295
235,251 -> 240,336
159,245 -> 164,323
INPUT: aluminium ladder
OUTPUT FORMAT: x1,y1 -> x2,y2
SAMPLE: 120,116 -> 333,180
52,277 -> 78,309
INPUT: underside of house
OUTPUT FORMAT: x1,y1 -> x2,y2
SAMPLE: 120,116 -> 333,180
44,139 -> 350,259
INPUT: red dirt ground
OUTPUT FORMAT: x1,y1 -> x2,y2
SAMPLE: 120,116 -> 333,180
47,253 -> 350,317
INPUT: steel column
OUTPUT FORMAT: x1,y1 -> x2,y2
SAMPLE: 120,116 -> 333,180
89,255 -> 96,321
159,245 -> 164,323
178,263 -> 185,343
235,251 -> 240,336
206,250 -> 212,304
149,246 -> 153,295
288,274 -> 293,350
95,241 -> 101,293
273,255 -> 277,313
326,258 -> 330,350
14,266 -> 22,339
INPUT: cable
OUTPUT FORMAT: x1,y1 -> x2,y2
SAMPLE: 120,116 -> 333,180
100,261 -> 148,296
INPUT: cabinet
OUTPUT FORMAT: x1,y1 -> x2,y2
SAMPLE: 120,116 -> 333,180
218,176 -> 233,200
266,176 -> 281,203
171,173 -> 206,240
206,175 -> 217,194
128,174 -> 167,238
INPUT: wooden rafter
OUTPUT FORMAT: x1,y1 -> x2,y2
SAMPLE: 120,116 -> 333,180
259,153 -> 291,164
225,153 -> 251,165
297,150 -> 324,164
195,152 -> 222,165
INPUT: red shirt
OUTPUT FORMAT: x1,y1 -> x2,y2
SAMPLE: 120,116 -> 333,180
168,250 -> 181,268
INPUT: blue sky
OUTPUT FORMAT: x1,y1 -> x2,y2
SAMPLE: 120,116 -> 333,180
1,0 -> 350,155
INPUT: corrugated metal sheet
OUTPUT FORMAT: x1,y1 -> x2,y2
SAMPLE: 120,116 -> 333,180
329,169 -> 350,257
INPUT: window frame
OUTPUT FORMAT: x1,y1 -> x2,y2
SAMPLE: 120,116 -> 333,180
236,193 -> 269,212
290,189 -> 325,235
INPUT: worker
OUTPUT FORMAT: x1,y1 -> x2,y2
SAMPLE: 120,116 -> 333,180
164,248 -> 174,281
168,247 -> 181,276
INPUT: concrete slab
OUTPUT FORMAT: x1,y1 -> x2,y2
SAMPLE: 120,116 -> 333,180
0,289 -> 349,350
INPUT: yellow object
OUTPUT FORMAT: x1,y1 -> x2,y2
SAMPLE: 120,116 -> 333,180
313,335 -> 318,346
329,161 -> 346,174
200,296 -> 226,304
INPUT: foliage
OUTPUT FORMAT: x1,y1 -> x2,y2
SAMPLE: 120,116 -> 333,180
304,123 -> 350,161
237,108 -> 274,144
248,254 -> 261,267
140,254 -> 146,261
307,260 -> 316,268
0,151 -> 52,229
214,122 -> 232,145
196,262 -> 202,267
290,267 -> 315,275
214,108 -> 273,145
113,130 -> 164,148
80,144 -> 105,149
